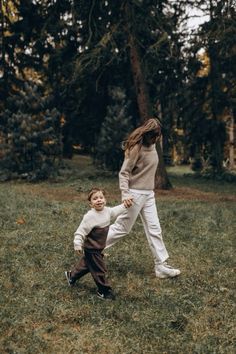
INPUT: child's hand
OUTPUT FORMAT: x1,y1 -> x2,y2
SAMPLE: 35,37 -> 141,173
75,249 -> 83,256
123,198 -> 133,208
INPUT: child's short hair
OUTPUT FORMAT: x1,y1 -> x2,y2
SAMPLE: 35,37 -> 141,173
88,187 -> 106,201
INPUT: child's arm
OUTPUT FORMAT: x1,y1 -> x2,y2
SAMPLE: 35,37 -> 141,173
109,203 -> 130,220
73,215 -> 91,253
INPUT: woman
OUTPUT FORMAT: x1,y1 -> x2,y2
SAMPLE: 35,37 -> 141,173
106,118 -> 180,278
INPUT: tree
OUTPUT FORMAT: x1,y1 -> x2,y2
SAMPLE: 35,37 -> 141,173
0,0 -> 48,99
0,82 -> 62,181
95,86 -> 133,171
183,0 -> 235,174
67,0 -> 186,188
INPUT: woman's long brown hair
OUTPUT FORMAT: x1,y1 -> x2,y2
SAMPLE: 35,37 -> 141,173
123,118 -> 161,156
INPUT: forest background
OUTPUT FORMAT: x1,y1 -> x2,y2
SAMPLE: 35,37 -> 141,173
0,1 -> 236,353
0,0 -> 235,183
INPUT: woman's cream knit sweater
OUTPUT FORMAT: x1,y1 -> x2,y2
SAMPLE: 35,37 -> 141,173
119,143 -> 158,200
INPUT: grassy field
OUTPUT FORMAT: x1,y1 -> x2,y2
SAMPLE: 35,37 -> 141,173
0,156 -> 235,354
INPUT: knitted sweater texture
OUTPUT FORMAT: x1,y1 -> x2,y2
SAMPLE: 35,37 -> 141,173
73,205 -> 126,251
119,144 -> 158,200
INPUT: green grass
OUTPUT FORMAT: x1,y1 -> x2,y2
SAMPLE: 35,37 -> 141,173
0,156 -> 235,353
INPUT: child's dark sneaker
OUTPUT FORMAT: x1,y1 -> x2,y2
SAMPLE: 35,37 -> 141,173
65,271 -> 76,286
97,289 -> 116,300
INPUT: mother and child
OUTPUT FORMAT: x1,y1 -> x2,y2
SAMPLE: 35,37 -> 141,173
65,118 -> 180,300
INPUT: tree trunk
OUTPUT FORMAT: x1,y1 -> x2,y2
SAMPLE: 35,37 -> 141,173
155,101 -> 173,189
128,34 -> 150,123
155,141 -> 172,189
124,3 -> 172,189
228,109 -> 235,169
0,0 -> 7,101
208,0 -> 225,173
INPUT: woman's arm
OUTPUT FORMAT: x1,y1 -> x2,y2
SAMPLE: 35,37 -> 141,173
119,145 -> 139,200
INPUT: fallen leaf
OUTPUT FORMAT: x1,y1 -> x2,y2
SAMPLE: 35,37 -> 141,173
16,217 -> 26,225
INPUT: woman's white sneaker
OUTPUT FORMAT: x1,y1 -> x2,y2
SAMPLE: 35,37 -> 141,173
155,262 -> 181,279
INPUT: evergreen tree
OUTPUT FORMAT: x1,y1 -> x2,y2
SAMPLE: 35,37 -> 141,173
0,82 -> 62,181
95,86 -> 133,172
66,0 -> 185,187
0,0 -> 47,100
183,0 -> 235,174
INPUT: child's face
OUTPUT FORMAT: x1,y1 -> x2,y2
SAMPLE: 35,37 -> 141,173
90,191 -> 106,211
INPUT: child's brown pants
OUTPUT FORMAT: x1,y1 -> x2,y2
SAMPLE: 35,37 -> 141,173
71,249 -> 112,294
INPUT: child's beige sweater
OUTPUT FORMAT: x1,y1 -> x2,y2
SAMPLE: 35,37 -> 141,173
74,205 -> 126,251
119,144 -> 158,200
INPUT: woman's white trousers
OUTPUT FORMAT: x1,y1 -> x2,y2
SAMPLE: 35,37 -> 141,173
106,191 -> 169,264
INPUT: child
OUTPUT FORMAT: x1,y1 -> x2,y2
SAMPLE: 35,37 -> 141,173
65,187 -> 132,300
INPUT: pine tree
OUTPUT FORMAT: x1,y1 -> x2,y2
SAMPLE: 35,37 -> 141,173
183,0 -> 235,175
0,82 -> 62,181
95,87 -> 133,172
65,0 -> 184,187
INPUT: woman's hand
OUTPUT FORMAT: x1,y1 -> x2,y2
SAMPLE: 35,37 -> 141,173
123,198 -> 133,208
75,249 -> 83,256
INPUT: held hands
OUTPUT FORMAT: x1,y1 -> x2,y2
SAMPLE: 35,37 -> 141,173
123,197 -> 133,208
75,249 -> 83,256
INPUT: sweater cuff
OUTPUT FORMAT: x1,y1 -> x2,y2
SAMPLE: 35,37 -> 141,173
74,244 -> 82,251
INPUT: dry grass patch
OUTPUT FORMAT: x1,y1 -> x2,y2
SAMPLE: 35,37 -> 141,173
156,186 -> 236,202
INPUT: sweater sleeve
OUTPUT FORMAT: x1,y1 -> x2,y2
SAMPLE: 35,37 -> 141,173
73,214 -> 92,251
109,204 -> 126,220
119,145 -> 140,200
